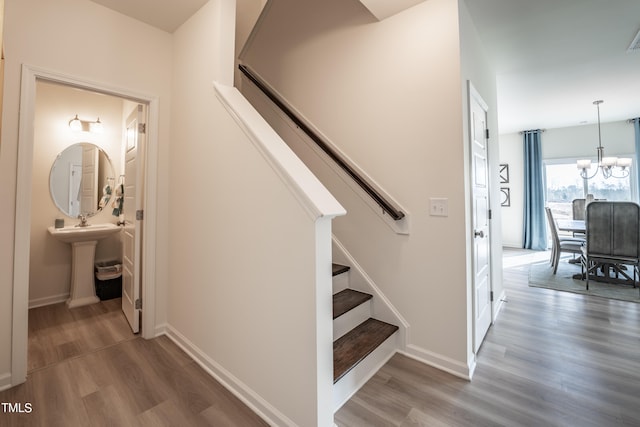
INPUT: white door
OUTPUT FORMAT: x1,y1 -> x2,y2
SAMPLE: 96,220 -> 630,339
81,144 -> 98,214
122,105 -> 146,333
69,163 -> 82,217
469,83 -> 492,353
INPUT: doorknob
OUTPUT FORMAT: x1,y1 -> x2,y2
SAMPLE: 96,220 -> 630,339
474,230 -> 484,238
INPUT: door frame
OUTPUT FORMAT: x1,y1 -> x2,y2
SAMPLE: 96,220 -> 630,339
11,64 -> 160,385
467,81 -> 494,355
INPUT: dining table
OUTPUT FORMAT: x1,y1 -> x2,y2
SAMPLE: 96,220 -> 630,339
556,219 -> 585,234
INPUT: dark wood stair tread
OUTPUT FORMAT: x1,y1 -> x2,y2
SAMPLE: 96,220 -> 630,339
332,263 -> 350,276
333,289 -> 372,319
333,318 -> 398,383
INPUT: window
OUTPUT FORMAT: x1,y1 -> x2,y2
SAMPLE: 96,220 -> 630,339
545,159 -> 632,220
545,162 -> 584,220
584,171 -> 631,201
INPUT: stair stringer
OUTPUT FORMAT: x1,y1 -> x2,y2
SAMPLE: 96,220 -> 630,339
331,236 -> 408,351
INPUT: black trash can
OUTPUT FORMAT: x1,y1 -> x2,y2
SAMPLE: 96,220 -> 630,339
94,260 -> 123,300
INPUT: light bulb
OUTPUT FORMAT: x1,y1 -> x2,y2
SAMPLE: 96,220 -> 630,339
69,115 -> 82,132
91,117 -> 103,134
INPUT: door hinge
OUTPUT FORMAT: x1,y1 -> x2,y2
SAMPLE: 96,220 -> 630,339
488,209 -> 492,220
135,299 -> 142,310
490,291 -> 494,302
485,129 -> 490,139
138,123 -> 146,134
136,210 -> 144,220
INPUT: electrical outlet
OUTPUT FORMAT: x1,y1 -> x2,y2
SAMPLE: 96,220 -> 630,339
429,198 -> 448,217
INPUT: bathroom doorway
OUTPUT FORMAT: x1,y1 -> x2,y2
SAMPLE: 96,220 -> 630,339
12,65 -> 160,385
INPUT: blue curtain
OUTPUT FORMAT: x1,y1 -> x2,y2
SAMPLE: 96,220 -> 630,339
634,118 -> 640,203
523,130 -> 547,250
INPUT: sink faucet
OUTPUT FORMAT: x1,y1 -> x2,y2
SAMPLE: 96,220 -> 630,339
76,214 -> 89,227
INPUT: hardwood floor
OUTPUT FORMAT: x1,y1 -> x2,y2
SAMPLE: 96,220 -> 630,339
27,298 -> 135,372
0,299 -> 267,427
335,248 -> 640,426
3,251 -> 640,426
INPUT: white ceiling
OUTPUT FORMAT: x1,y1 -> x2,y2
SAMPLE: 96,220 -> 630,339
464,0 -> 640,134
90,0 -> 640,134
89,0 -> 208,33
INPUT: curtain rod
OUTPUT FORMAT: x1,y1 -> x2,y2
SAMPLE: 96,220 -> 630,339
518,118 -> 639,131
519,129 -> 546,134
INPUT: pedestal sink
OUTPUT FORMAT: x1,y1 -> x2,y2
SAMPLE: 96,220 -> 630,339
48,223 -> 121,308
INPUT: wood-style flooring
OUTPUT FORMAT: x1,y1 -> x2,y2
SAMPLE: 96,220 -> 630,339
3,250 -> 640,426
27,298 -> 135,372
335,249 -> 640,426
0,299 -> 267,427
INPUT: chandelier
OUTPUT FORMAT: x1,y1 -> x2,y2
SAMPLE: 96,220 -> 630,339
577,100 -> 631,179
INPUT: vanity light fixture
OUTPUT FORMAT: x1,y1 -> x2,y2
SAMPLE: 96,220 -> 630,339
68,115 -> 104,133
90,117 -> 103,134
68,114 -> 82,132
577,100 -> 632,180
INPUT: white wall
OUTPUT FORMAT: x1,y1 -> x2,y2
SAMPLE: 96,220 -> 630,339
234,0 -> 268,86
458,0 -> 504,358
169,2 -> 340,425
3,0 -> 341,423
0,0 -> 172,388
542,121 -> 634,160
29,81 -> 124,307
499,120 -> 636,247
499,132 -> 525,247
235,0 -> 268,58
240,0 -> 480,375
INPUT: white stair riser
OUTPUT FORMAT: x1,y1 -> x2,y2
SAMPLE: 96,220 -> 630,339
332,271 -> 349,294
333,301 -> 371,340
333,332 -> 398,412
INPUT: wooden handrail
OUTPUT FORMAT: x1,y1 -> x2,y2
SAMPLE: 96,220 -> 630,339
239,64 -> 405,221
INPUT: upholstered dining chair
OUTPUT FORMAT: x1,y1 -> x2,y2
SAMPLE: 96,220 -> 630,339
580,201 -> 640,293
545,207 -> 585,274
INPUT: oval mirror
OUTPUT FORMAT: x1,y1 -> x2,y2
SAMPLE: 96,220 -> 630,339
49,143 -> 115,218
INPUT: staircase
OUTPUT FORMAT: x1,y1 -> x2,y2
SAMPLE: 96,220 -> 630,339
332,263 -> 399,410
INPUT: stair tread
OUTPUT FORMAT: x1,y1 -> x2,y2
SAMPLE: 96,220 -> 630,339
333,289 -> 372,319
332,263 -> 350,276
333,318 -> 398,383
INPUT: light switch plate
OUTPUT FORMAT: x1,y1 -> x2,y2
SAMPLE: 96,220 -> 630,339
430,198 -> 448,217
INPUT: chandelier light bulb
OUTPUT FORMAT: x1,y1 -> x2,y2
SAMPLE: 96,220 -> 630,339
576,100 -> 629,180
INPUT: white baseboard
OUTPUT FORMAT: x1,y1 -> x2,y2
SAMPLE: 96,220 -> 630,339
0,372 -> 12,392
400,345 -> 472,380
502,243 -> 522,249
163,325 -> 295,427
28,293 -> 69,309
153,322 -> 169,338
493,290 -> 507,322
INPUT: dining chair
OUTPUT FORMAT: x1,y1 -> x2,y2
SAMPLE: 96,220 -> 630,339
572,199 -> 585,221
580,201 -> 640,293
571,198 -> 588,238
545,207 -> 584,274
